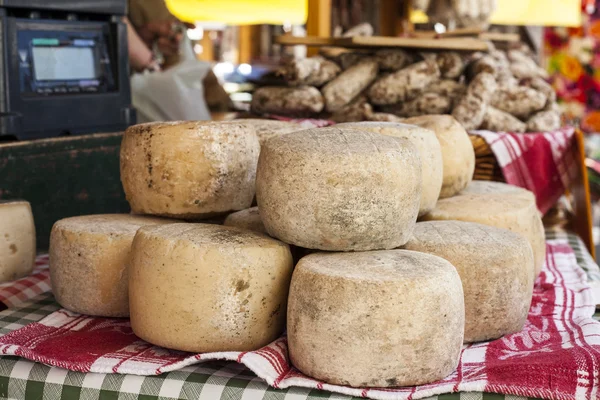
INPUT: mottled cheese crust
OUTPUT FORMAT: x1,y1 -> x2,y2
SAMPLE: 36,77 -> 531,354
120,121 -> 260,219
287,250 -> 464,387
0,201 -> 35,283
422,193 -> 546,277
256,127 -> 422,251
403,115 -> 475,198
223,207 -> 266,234
404,221 -> 534,342
129,223 -> 293,353
49,214 -> 175,317
337,121 -> 443,216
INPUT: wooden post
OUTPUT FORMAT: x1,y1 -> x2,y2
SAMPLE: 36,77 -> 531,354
571,129 -> 595,258
306,0 -> 331,56
380,0 -> 413,37
238,25 -> 261,64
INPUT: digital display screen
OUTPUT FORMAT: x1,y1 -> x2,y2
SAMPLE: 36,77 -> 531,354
32,46 -> 97,81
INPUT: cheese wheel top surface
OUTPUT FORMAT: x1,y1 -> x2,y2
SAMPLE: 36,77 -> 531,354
229,119 -> 304,144
137,223 -> 282,248
427,193 -> 533,218
264,127 -> 413,156
223,207 -> 266,234
299,250 -> 453,282
53,214 -> 174,236
461,180 -> 536,202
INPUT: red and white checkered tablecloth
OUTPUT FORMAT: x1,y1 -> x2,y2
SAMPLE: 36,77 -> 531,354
0,255 -> 50,309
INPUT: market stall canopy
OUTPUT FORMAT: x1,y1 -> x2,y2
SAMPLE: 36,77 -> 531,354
412,0 -> 582,27
164,0 -> 308,25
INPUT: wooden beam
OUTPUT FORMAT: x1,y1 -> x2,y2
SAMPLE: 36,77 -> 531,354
379,0 -> 411,37
238,25 -> 261,64
306,0 -> 331,56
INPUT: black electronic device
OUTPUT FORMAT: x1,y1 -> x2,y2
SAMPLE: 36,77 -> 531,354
0,0 -> 135,140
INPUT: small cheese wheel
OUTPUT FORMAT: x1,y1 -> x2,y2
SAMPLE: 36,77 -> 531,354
404,221 -> 534,342
49,214 -> 175,317
0,200 -> 35,283
120,121 -> 260,219
256,127 -> 422,251
288,250 -> 464,387
403,115 -> 475,198
129,223 -> 293,353
422,193 -> 546,277
337,121 -> 443,216
461,180 -> 536,203
229,119 -> 304,146
223,207 -> 266,234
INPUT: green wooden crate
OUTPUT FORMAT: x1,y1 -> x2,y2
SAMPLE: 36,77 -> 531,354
0,133 -> 130,250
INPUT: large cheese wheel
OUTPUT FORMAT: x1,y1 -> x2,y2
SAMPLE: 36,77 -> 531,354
404,221 -> 534,342
288,250 -> 464,387
229,119 -> 304,146
461,180 -> 535,200
0,200 -> 35,283
49,214 -> 175,317
403,115 -> 475,198
337,121 -> 443,216
422,193 -> 546,277
120,121 -> 260,219
129,223 -> 293,352
256,127 -> 422,251
223,207 -> 266,234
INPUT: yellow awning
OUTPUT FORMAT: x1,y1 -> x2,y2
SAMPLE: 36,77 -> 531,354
411,0 -> 582,27
165,0 -> 308,25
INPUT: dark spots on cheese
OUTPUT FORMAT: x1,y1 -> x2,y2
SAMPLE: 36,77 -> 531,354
4,234 -> 8,239
9,244 -> 17,254
208,230 -> 255,245
386,378 -> 398,386
269,304 -> 281,318
235,280 -> 250,292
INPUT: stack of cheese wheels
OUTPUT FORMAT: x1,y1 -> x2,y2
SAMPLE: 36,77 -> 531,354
422,192 -> 545,277
256,127 -> 422,251
129,223 -> 293,352
287,250 -> 465,387
403,221 -> 534,342
336,121 -> 443,216
49,214 -> 175,317
120,121 -> 260,219
402,115 -> 475,198
0,200 -> 36,283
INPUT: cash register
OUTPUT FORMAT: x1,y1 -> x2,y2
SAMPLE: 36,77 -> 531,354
0,0 -> 135,140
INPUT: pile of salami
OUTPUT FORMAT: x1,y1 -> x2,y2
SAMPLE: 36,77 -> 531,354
251,46 -> 560,133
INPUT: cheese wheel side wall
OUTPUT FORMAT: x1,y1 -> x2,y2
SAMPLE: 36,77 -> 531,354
0,201 -> 36,283
120,122 -> 260,219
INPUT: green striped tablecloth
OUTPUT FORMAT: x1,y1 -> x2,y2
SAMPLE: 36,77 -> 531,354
0,229 -> 597,400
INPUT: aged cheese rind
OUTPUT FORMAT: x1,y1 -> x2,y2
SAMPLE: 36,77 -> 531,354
256,127 -> 422,251
402,115 -> 475,198
422,193 -> 546,277
0,201 -> 36,283
287,250 -> 464,387
228,119 -> 304,146
403,220 -> 534,342
336,121 -> 443,216
120,121 -> 260,219
223,207 -> 266,234
129,223 -> 293,352
49,214 -> 175,317
460,180 -> 536,203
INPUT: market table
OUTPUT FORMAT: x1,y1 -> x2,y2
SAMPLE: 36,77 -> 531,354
0,229 -> 598,400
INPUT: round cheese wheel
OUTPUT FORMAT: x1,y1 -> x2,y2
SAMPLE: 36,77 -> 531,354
229,119 -> 304,146
223,207 -> 266,234
288,250 -> 464,387
49,214 -> 175,317
404,221 -> 534,342
0,200 -> 35,283
461,180 -> 536,203
120,121 -> 260,219
256,127 -> 422,251
129,223 -> 293,352
422,193 -> 546,277
403,115 -> 475,198
337,121 -> 443,216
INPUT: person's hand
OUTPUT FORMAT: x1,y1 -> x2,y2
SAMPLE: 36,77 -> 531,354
138,20 -> 184,57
